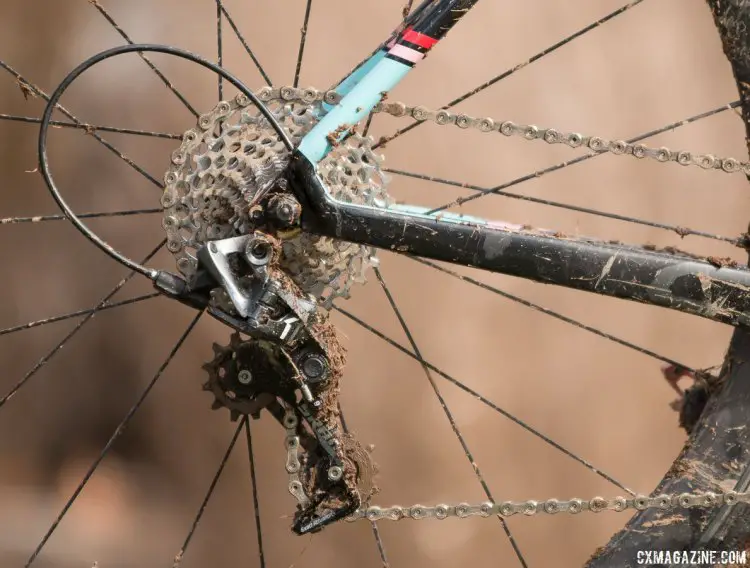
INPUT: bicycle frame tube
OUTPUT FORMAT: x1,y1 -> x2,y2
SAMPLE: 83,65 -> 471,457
288,154 -> 750,327
299,0 -> 479,162
286,0 -> 750,328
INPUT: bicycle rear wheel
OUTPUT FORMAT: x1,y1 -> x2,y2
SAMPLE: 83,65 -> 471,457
2,1 -> 750,567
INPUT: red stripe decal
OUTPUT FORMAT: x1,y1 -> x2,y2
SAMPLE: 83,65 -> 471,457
402,27 -> 438,49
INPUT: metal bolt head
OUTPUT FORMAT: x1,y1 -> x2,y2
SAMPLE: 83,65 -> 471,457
269,195 -> 301,226
251,241 -> 269,259
301,354 -> 328,382
246,236 -> 272,265
279,204 -> 293,219
238,369 -> 252,385
328,465 -> 343,481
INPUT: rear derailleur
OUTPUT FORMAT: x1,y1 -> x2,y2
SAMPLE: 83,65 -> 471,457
154,230 -> 375,534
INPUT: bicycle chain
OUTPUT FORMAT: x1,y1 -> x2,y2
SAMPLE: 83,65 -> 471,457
236,85 -> 750,522
249,85 -> 750,175
347,491 -> 750,522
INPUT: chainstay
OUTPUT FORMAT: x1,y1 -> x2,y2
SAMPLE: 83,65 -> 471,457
243,86 -> 750,175
217,86 -> 750,520
347,490 -> 750,522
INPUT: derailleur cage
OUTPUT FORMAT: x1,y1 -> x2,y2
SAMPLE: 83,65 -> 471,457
154,230 -> 370,534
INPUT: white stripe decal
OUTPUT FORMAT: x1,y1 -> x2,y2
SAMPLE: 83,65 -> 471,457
388,43 -> 424,63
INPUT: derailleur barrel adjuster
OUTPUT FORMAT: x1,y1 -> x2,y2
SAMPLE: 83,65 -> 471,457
152,269 -> 210,311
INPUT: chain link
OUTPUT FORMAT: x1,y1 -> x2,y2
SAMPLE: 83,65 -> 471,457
249,85 -> 750,175
282,407 -> 311,509
240,85 -> 750,521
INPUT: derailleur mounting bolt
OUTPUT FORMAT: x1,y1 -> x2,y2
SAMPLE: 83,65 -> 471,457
246,235 -> 273,265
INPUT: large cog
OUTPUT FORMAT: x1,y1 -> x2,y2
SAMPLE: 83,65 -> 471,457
161,94 -> 392,306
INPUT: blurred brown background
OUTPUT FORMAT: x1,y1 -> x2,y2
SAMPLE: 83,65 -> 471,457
1,0 -> 748,566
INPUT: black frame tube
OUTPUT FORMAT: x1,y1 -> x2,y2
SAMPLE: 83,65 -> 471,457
288,151 -> 750,328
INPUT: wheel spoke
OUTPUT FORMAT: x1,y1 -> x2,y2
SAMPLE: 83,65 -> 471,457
1,208 -> 161,225
293,0 -> 314,88
25,310 -> 203,568
374,0 -> 646,149
402,0 -> 416,18
0,113 -> 182,139
387,168 -> 741,245
0,292 -> 160,337
425,100 -> 742,215
0,239 -> 165,409
244,420 -> 266,568
362,111 -> 376,138
371,267 -> 529,567
370,521 -> 391,567
334,304 -> 633,494
216,1 -> 274,86
89,0 -> 199,117
216,0 -> 224,101
0,61 -> 163,188
411,256 -> 695,372
173,416 -> 245,567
